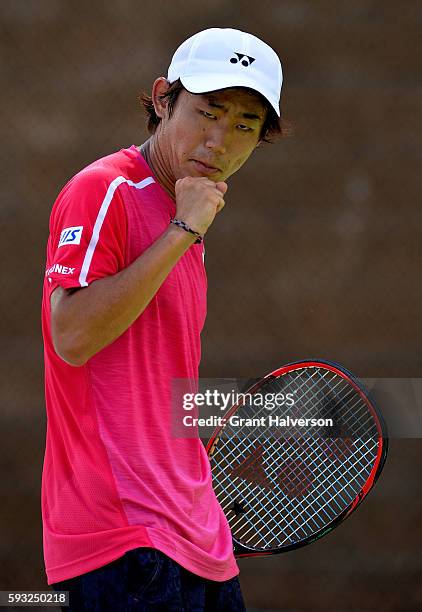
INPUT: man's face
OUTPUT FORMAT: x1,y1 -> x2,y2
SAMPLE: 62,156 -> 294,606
157,86 -> 267,183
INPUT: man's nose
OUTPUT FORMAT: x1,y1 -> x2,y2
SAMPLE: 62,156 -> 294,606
204,125 -> 229,154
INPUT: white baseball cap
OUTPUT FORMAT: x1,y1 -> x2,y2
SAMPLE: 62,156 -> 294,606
167,28 -> 283,117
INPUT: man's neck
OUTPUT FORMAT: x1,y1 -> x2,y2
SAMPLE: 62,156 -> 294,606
138,137 -> 176,200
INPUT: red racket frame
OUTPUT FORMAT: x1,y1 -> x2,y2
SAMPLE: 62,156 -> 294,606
206,359 -> 388,557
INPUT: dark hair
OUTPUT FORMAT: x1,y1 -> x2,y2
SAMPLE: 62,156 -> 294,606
139,79 -> 293,143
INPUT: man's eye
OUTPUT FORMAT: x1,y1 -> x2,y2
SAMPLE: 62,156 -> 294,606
237,124 -> 252,131
200,110 -> 216,119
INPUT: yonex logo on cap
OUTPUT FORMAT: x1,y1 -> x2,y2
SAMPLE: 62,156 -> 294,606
58,226 -> 83,248
230,53 -> 256,67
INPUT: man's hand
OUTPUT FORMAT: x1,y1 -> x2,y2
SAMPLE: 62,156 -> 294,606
175,177 -> 228,236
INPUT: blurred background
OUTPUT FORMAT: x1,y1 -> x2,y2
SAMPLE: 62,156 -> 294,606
1,0 -> 421,610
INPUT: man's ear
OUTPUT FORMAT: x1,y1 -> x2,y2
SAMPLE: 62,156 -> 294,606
151,77 -> 171,120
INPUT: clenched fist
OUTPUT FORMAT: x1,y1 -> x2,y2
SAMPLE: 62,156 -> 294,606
175,177 -> 228,236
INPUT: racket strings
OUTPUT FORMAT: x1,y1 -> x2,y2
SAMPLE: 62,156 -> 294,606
277,369 -> 375,439
218,425 -> 373,520
214,430 -> 377,549
231,368 -> 377,442
214,369 -> 377,469
210,366 -> 381,551
258,436 -> 376,546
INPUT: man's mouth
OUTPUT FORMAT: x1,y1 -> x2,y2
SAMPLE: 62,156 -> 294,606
190,159 -> 220,174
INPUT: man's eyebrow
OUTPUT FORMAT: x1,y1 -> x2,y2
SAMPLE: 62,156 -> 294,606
205,98 -> 226,110
203,97 -> 263,121
241,112 -> 263,121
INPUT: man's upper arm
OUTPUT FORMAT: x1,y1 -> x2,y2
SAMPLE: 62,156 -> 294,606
46,169 -> 127,298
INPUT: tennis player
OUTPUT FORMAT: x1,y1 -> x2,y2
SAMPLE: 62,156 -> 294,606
41,27 -> 283,610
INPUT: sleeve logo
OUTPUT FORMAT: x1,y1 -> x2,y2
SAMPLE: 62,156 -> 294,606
45,264 -> 76,276
58,226 -> 83,248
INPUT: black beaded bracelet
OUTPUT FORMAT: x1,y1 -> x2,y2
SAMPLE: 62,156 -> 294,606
170,218 -> 203,244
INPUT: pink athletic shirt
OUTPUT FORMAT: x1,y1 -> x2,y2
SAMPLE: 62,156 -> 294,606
41,145 -> 238,585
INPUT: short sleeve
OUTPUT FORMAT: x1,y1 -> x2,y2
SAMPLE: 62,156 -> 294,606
45,169 -> 127,297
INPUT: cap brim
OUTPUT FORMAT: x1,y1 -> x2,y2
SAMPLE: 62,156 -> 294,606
180,74 -> 280,117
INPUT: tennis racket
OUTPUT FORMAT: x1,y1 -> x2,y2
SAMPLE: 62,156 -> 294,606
206,359 -> 388,557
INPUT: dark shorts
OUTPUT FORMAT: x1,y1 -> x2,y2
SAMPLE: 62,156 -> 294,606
51,547 -> 246,611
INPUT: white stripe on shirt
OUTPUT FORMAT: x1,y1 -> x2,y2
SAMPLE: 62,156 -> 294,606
78,175 -> 155,287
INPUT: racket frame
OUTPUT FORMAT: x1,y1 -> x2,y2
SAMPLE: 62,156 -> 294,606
206,359 -> 388,557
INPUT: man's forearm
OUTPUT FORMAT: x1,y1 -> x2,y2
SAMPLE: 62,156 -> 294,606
51,224 -> 197,365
